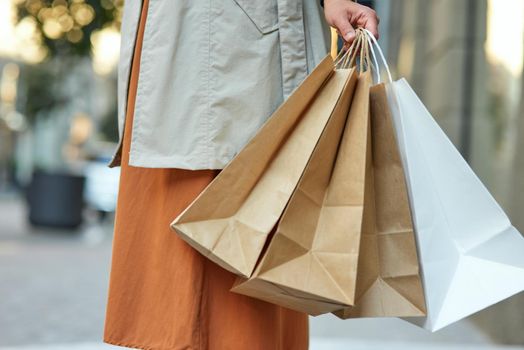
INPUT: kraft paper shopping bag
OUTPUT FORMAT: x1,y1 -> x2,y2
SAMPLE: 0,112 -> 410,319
334,82 -> 426,319
231,70 -> 366,315
171,55 -> 355,277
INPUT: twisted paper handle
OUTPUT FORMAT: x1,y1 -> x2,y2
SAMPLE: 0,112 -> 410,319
332,28 -> 393,85
334,28 -> 373,72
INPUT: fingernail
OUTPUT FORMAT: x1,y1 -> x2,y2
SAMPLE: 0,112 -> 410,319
344,31 -> 355,42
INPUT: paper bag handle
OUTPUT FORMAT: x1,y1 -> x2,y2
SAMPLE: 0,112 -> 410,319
362,28 -> 393,83
333,29 -> 373,72
331,27 -> 393,84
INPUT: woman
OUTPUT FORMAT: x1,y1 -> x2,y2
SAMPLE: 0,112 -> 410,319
103,0 -> 379,349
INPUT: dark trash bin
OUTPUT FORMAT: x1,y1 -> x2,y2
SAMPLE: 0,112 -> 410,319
26,170 -> 86,229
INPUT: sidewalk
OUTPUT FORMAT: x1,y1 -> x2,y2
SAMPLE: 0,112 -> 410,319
0,194 -> 521,349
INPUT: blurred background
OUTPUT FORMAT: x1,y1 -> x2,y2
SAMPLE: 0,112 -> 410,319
0,0 -> 523,349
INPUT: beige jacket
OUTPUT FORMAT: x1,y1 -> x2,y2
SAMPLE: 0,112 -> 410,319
108,0 -> 331,169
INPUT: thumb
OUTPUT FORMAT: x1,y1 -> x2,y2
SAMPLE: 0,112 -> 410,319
340,20 -> 356,44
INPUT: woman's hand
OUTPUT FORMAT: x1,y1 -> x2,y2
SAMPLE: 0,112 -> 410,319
323,0 -> 379,45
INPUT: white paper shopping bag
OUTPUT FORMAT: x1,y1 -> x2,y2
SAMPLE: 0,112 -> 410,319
359,28 -> 524,332
386,78 -> 524,332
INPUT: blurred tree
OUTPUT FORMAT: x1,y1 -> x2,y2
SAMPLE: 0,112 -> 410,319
14,0 -> 124,59
20,61 -> 68,126
13,0 -> 123,145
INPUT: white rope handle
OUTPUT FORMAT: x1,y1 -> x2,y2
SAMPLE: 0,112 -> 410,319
365,35 -> 380,83
363,28 -> 393,83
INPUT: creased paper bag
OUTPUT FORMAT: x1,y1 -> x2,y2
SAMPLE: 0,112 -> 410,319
231,71 -> 370,315
334,82 -> 426,319
387,78 -> 524,331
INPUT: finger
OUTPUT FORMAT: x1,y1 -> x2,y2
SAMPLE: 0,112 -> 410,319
335,16 -> 356,44
364,11 -> 379,39
341,20 -> 356,44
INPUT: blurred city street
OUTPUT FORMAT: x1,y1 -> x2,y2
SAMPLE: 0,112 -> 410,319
0,192 -> 114,346
1,193 -> 523,350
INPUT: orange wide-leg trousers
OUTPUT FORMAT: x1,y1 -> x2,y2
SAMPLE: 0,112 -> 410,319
103,1 -> 309,349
